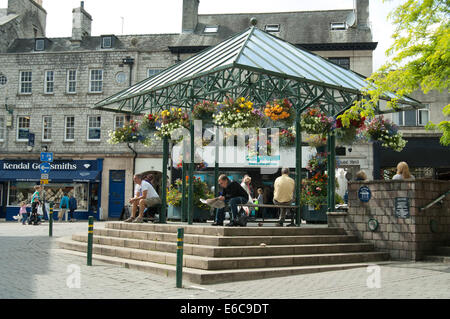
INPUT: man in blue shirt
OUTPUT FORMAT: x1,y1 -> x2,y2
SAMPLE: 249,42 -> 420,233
59,193 -> 70,222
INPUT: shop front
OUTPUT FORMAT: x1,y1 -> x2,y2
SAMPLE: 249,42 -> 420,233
0,159 -> 103,221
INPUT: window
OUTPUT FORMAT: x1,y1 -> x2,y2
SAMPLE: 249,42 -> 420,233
44,70 -> 54,94
147,69 -> 163,78
331,22 -> 347,30
392,107 -> 430,126
0,117 -> 4,141
203,25 -> 219,33
328,57 -> 350,70
89,69 -> 103,93
66,70 -> 77,93
65,116 -> 75,141
17,116 -> 30,141
265,24 -> 280,32
114,115 -> 125,130
19,71 -> 32,94
87,116 -> 101,141
102,36 -> 112,48
35,39 -> 45,51
42,116 -> 52,141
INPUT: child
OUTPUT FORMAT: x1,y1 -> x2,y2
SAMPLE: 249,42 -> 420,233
19,201 -> 29,225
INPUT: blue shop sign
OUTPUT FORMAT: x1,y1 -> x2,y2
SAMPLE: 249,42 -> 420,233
358,186 -> 372,202
0,160 -> 101,182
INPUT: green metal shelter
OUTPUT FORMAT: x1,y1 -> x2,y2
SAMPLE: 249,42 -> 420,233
95,26 -> 422,225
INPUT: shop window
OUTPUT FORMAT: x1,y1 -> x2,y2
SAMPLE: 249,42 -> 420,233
87,116 -> 101,141
17,116 -> 30,141
19,71 -> 32,94
7,181 -> 89,210
65,116 -> 75,141
44,70 -> 54,94
42,116 -> 52,141
89,69 -> 103,93
67,70 -> 77,93
0,117 -> 4,141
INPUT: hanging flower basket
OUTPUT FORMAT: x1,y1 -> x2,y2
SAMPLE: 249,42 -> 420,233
155,107 -> 190,141
107,120 -> 142,144
212,97 -> 262,128
192,100 -> 218,127
335,113 -> 365,145
300,171 -> 328,210
365,116 -> 407,152
264,98 -> 295,128
300,108 -> 335,135
140,113 -> 158,133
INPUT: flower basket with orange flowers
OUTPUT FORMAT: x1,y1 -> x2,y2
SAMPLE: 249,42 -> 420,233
264,98 -> 295,128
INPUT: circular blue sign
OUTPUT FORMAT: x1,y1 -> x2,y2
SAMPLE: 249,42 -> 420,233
358,186 -> 371,202
39,162 -> 51,174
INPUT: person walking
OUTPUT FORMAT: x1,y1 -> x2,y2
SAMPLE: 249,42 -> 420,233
68,194 -> 77,222
393,162 -> 415,180
240,175 -> 253,216
58,193 -> 69,222
19,201 -> 29,225
273,168 -> 295,227
212,175 -> 250,227
125,174 -> 161,223
30,185 -> 42,225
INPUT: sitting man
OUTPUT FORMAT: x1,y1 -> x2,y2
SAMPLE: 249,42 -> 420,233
273,167 -> 295,227
212,174 -> 250,227
125,174 -> 161,223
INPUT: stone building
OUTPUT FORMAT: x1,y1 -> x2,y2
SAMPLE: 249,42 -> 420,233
0,0 -> 445,220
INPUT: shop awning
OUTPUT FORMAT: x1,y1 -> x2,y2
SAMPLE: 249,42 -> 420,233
0,170 -> 101,182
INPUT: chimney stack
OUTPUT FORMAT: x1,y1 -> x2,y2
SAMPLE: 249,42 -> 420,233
72,1 -> 92,41
182,0 -> 199,33
356,0 -> 370,29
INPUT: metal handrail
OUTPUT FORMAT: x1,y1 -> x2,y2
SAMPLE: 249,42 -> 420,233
420,190 -> 450,211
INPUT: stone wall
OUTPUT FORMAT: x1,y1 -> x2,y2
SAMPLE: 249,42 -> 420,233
328,180 -> 450,260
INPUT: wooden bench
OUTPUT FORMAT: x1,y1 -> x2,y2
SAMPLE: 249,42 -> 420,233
238,203 -> 299,225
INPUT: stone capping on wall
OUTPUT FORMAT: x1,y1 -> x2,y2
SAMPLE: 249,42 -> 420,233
327,179 -> 450,261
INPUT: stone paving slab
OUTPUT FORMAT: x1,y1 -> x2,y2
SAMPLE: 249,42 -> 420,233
0,221 -> 449,299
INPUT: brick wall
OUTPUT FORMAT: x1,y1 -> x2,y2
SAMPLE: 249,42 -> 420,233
328,180 -> 450,260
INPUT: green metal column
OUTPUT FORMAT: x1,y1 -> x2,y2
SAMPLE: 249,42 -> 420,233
214,126 -> 220,197
327,132 -> 336,212
48,203 -> 53,237
176,228 -> 184,288
294,111 -> 302,227
159,135 -> 169,223
181,161 -> 187,222
187,121 -> 194,225
87,216 -> 94,266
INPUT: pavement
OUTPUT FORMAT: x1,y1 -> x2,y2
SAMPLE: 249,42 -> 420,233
0,220 -> 449,299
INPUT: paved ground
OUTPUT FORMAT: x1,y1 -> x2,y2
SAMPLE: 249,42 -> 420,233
0,221 -> 449,299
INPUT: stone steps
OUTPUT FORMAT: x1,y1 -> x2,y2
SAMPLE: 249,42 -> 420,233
57,221 -> 390,284
93,228 -> 360,247
58,246 -> 391,285
59,237 -> 389,270
73,233 -> 376,257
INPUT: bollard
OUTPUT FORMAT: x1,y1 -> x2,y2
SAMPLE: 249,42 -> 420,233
49,204 -> 53,237
176,228 -> 184,288
87,216 -> 94,266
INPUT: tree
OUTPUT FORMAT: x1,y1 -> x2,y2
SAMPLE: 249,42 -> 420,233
340,0 -> 450,145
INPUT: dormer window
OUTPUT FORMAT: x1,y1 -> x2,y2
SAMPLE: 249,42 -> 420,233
35,39 -> 45,51
265,24 -> 280,32
331,22 -> 347,30
203,25 -> 219,34
102,36 -> 112,48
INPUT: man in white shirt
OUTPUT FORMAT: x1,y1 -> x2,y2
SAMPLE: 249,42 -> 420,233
124,174 -> 161,223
